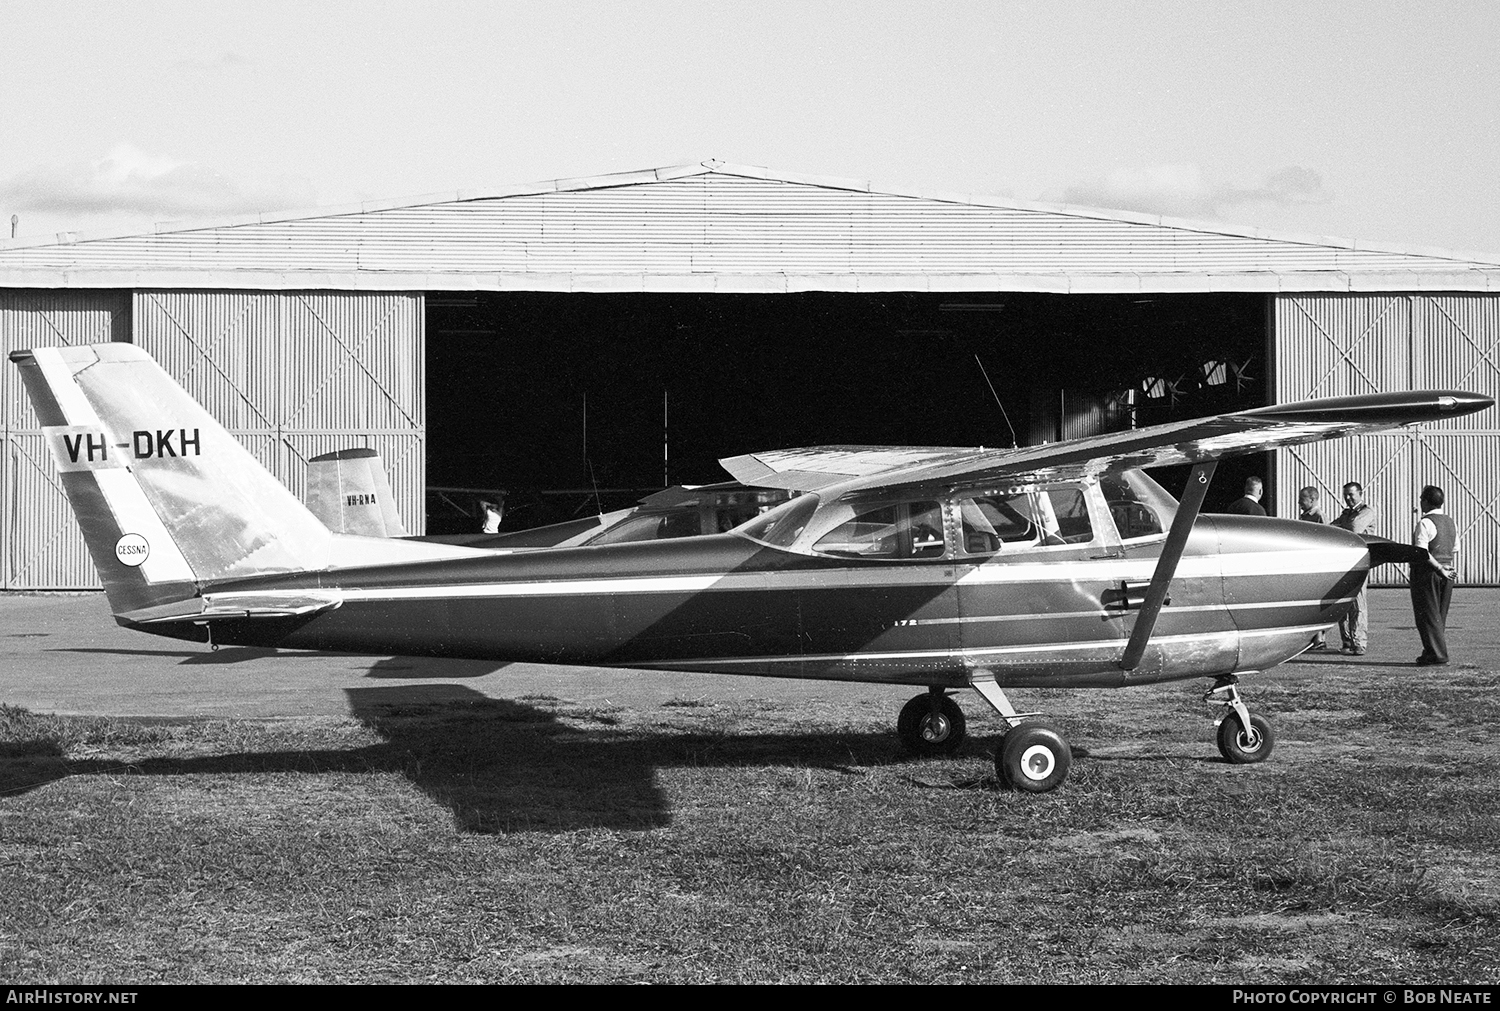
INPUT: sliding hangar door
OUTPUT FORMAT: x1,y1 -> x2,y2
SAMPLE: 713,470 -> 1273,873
1,290 -> 131,588
3,288 -> 1497,588
1,289 -> 424,589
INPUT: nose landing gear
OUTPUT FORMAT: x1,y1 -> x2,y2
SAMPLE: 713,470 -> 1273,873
1206,674 -> 1276,764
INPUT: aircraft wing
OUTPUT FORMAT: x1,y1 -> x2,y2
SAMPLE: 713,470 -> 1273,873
721,391 -> 1494,493
720,445 -> 987,491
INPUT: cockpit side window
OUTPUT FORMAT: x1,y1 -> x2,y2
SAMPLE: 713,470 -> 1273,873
958,493 -> 1040,552
958,487 -> 1094,555
1046,487 -> 1094,543
812,500 -> 945,559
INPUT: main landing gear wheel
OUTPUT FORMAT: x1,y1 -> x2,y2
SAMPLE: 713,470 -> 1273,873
996,720 -> 1072,793
897,692 -> 967,756
1217,712 -> 1275,764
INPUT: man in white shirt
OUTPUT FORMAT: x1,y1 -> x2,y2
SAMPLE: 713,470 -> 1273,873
1330,482 -> 1377,655
1410,485 -> 1459,666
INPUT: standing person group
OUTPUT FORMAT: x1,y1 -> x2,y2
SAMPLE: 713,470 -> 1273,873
1220,476 -> 1460,666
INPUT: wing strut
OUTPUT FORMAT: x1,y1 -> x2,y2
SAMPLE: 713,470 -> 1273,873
1119,461 -> 1217,672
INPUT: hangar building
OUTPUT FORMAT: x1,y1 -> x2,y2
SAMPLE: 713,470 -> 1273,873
2,161 -> 1498,588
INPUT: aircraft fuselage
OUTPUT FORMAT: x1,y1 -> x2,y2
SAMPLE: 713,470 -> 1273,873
135,514 -> 1368,690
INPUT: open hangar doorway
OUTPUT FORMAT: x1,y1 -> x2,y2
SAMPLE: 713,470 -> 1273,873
423,291 -> 1271,533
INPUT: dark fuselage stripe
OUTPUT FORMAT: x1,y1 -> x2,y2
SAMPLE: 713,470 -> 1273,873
627,623 -> 1329,668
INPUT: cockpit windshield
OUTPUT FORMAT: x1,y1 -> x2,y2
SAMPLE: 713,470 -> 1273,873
1100,469 -> 1178,540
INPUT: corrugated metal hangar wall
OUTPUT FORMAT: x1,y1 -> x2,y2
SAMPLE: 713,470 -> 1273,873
1274,294 -> 1500,586
1,289 -> 424,589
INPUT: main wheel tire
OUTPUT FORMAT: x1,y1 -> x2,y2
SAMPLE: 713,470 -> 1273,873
897,694 -> 967,756
996,720 -> 1072,793
1217,712 -> 1275,764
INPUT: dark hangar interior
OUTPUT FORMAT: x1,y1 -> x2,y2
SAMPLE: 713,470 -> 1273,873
425,291 -> 1270,531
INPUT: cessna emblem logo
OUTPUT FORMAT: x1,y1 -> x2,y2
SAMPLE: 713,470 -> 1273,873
114,533 -> 150,567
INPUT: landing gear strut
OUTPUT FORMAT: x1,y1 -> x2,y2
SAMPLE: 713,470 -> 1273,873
897,688 -> 967,756
1206,675 -> 1276,764
971,672 -> 1072,792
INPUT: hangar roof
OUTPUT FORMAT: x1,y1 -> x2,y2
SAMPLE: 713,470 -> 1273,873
3,160 -> 1500,293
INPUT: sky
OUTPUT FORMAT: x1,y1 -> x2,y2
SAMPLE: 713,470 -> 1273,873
3,1 -> 1499,255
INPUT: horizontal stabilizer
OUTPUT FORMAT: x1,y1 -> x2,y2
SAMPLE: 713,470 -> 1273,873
122,591 -> 344,626
1362,534 -> 1427,568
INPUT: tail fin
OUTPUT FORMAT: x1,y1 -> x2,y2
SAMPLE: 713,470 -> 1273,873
10,343 -> 335,613
306,448 -> 408,537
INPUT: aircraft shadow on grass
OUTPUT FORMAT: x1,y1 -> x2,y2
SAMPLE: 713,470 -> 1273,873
51,646 -> 509,676
5,683 -> 1072,833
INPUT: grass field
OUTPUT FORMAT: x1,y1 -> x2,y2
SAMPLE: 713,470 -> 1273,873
1,656 -> 1497,984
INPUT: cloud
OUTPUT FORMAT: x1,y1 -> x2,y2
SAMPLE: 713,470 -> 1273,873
171,52 -> 251,72
1060,163 -> 1331,219
0,143 -> 315,222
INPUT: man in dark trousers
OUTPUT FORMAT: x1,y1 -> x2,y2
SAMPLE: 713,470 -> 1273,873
1298,487 -> 1327,648
1225,476 -> 1267,516
1410,485 -> 1459,666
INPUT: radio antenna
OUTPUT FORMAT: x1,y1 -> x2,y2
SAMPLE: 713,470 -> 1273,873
974,355 -> 1019,448
587,459 -> 603,518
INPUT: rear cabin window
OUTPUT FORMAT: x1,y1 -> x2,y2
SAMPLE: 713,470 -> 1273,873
813,500 -> 945,559
590,509 -> 702,545
735,494 -> 820,548
958,488 -> 1093,554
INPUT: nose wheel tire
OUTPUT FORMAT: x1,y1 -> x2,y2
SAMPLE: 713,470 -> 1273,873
897,693 -> 967,756
996,720 -> 1072,793
1217,712 -> 1275,764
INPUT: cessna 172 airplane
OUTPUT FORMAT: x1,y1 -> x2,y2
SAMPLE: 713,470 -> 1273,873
12,343 -> 1493,792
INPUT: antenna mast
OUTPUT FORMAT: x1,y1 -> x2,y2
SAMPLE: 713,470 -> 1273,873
974,355 -> 1019,448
